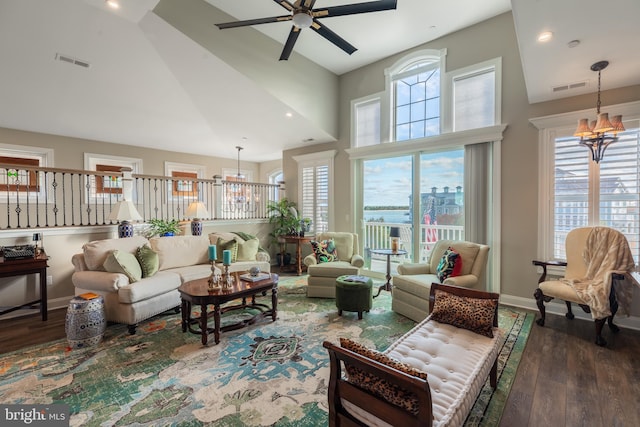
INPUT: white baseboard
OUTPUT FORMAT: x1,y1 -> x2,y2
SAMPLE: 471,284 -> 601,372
0,295 -> 73,320
500,294 -> 640,331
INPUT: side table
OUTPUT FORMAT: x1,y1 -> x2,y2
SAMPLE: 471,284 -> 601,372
280,235 -> 314,275
0,252 -> 49,320
369,248 -> 407,298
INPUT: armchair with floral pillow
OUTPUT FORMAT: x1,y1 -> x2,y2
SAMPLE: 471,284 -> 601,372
304,232 -> 365,298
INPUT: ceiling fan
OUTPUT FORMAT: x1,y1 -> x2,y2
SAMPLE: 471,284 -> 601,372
215,0 -> 398,61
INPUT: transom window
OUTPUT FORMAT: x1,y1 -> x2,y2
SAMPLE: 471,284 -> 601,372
394,61 -> 441,141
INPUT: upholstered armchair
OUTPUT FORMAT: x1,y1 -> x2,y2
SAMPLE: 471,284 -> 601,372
533,226 -> 636,346
304,232 -> 365,298
391,239 -> 490,322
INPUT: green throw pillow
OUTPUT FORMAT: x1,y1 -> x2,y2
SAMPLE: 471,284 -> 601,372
236,238 -> 259,261
136,245 -> 159,278
216,238 -> 238,263
103,250 -> 142,282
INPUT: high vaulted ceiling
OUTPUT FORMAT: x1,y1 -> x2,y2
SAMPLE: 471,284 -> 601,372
0,0 -> 638,162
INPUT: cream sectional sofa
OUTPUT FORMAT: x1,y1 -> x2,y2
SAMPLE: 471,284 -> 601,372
71,233 -> 270,334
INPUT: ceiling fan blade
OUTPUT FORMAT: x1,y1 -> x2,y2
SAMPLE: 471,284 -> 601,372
280,26 -> 302,61
313,0 -> 397,18
272,0 -> 296,12
302,0 -> 317,9
216,15 -> 292,29
311,20 -> 357,55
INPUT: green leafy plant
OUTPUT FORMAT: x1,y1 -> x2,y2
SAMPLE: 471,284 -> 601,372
147,219 -> 181,236
267,198 -> 300,250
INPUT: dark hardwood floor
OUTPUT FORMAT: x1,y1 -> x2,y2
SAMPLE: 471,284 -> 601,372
500,311 -> 640,427
2,305 -> 640,427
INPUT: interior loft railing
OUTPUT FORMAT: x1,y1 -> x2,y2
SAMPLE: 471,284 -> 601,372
0,164 -> 281,230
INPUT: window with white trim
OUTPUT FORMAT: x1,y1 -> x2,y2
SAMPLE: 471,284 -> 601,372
551,128 -> 640,261
294,150 -> 335,233
0,144 -> 54,201
353,97 -> 381,147
450,58 -> 500,131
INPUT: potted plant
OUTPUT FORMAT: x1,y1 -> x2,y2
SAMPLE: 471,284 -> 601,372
267,198 -> 299,266
147,219 -> 181,237
300,217 -> 312,235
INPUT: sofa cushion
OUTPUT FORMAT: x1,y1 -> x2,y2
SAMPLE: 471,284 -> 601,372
216,238 -> 238,263
392,274 -> 438,299
307,261 -> 358,277
340,338 -> 428,415
236,238 -> 259,261
103,250 -> 142,283
83,235 -> 149,271
430,288 -> 497,338
436,247 -> 462,281
150,235 -> 210,271
311,239 -> 338,263
136,245 -> 159,278
117,271 -> 182,304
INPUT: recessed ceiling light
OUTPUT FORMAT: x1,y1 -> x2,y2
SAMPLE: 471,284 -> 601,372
285,112 -> 293,118
567,39 -> 580,48
106,0 -> 120,9
537,31 -> 553,43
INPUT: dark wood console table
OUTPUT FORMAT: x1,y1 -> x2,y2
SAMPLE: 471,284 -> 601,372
0,253 -> 49,321
280,235 -> 314,275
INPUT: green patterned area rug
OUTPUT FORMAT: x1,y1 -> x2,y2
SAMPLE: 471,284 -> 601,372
0,277 -> 533,426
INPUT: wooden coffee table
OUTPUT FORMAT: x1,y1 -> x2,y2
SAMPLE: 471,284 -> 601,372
179,272 -> 278,345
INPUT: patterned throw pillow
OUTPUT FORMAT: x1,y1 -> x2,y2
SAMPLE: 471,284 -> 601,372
339,338 -> 428,415
430,289 -> 497,338
310,239 -> 338,263
136,245 -> 159,278
216,238 -> 238,263
436,247 -> 462,281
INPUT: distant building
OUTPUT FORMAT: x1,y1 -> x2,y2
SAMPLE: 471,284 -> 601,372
408,186 -> 464,223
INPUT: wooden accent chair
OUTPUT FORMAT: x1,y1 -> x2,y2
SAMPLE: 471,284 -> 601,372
533,226 -> 636,346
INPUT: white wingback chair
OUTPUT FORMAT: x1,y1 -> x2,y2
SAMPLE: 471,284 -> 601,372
303,232 -> 365,298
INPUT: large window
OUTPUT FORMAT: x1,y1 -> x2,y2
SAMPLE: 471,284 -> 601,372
552,130 -> 640,261
534,101 -> 640,263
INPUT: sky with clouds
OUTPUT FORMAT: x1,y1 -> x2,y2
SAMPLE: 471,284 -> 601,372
363,150 -> 464,207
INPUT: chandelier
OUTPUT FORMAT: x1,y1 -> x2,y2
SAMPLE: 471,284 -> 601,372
225,146 -> 259,215
574,60 -> 624,163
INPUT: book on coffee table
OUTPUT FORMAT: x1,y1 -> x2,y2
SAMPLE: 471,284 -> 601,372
239,272 -> 271,282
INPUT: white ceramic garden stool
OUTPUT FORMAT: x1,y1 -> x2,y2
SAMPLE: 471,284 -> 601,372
65,294 -> 106,349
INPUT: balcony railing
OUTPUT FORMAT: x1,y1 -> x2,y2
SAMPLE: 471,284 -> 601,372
363,221 -> 464,265
0,164 -> 280,230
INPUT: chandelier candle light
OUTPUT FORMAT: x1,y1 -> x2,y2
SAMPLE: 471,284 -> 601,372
574,60 -> 624,163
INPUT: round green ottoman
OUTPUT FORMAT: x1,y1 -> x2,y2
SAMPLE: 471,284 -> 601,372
335,275 -> 373,320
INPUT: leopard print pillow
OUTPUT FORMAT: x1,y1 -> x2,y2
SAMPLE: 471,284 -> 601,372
339,338 -> 428,415
430,289 -> 497,338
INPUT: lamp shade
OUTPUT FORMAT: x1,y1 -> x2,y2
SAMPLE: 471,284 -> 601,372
186,201 -> 210,219
593,113 -> 614,133
610,115 -> 625,134
108,200 -> 143,222
574,118 -> 593,137
389,227 -> 400,238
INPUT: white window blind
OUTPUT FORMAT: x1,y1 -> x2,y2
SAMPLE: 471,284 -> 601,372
355,99 -> 380,147
453,69 -> 495,131
553,129 -> 640,261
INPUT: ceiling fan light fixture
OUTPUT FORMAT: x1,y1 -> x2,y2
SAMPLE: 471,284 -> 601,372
292,11 -> 312,29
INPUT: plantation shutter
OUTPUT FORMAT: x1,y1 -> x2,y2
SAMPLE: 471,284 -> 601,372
301,164 -> 330,234
553,129 -> 640,261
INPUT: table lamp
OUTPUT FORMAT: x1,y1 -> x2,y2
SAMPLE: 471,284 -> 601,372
108,200 -> 143,238
32,232 -> 43,255
390,227 -> 400,253
186,201 -> 210,236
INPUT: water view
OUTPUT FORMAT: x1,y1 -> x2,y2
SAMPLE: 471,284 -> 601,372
364,209 -> 410,224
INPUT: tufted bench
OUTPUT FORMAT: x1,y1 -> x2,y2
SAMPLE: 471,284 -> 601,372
324,283 -> 502,427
